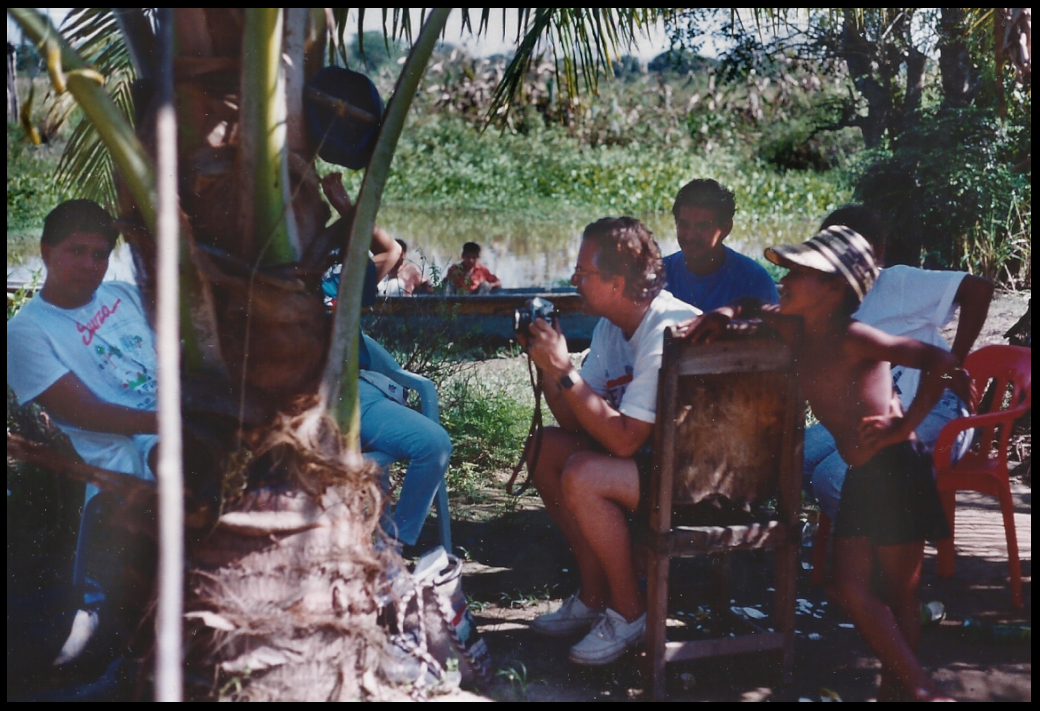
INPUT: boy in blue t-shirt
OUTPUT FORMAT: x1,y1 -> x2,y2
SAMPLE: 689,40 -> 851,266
662,179 -> 778,311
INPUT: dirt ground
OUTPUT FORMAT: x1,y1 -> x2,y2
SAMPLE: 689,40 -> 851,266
6,292 -> 1029,702
420,289 -> 1032,702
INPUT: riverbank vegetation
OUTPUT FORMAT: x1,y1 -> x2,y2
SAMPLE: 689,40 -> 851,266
8,17 -> 1031,517
10,17 -> 1030,287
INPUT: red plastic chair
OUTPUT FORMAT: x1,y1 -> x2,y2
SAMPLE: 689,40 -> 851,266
933,345 -> 1031,608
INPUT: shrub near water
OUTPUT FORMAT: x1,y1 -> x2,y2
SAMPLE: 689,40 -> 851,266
331,114 -> 847,238
7,125 -> 69,260
852,107 -> 1031,286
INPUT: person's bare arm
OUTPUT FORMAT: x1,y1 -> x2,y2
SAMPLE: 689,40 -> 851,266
852,324 -> 959,453
950,275 -> 994,363
675,297 -> 777,343
369,226 -> 403,281
319,173 -> 402,281
526,319 -> 652,456
944,275 -> 994,410
34,372 -> 158,436
518,322 -> 582,431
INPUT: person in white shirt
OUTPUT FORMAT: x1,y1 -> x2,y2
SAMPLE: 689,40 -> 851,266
7,199 -> 159,666
520,217 -> 700,665
803,205 -> 994,522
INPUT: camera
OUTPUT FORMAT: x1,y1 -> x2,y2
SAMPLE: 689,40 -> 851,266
514,297 -> 558,336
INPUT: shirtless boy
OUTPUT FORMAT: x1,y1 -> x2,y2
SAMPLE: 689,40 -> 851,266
679,226 -> 956,701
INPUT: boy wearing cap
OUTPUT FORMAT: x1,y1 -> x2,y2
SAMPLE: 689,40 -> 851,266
803,205 -> 993,524
679,227 -> 956,702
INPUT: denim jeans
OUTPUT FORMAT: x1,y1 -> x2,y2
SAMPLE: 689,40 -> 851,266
803,388 -> 971,522
360,380 -> 452,546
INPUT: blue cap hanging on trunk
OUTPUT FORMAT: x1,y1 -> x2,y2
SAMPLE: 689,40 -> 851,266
304,66 -> 383,170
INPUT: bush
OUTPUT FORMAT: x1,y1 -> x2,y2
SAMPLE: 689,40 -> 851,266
758,120 -> 861,172
852,107 -> 1031,285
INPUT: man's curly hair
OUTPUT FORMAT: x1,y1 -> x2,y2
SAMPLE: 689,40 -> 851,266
581,216 -> 665,302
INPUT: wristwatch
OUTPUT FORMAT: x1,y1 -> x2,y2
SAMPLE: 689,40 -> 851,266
559,369 -> 580,390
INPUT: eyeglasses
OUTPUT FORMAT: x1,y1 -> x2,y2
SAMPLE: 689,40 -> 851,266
572,265 -> 604,281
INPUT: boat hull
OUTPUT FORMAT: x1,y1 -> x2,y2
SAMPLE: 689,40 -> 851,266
362,289 -> 597,351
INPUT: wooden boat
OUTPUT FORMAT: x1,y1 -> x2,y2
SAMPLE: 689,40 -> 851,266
7,281 -> 599,351
362,288 -> 598,351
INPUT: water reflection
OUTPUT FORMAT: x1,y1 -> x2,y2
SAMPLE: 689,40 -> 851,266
377,205 -> 815,289
7,208 -> 817,289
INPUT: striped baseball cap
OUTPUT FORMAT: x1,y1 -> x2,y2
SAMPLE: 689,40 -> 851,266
764,225 -> 880,302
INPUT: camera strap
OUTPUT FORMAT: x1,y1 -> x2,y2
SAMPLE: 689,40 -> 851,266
506,355 -> 544,497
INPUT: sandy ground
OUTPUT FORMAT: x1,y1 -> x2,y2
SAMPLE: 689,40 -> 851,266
421,289 -> 1031,702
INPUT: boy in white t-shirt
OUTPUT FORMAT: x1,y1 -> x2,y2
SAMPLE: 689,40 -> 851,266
8,200 -> 159,492
803,205 -> 994,521
521,217 -> 699,665
8,199 -> 159,666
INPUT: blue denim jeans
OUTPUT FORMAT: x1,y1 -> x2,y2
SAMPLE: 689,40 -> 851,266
359,380 -> 452,546
803,388 -> 971,521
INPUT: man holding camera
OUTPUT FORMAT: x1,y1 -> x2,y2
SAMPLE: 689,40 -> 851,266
520,217 -> 699,665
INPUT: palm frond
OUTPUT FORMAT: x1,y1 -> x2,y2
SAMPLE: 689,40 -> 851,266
55,71 -> 135,211
61,8 -> 139,76
51,8 -> 139,210
486,9 -> 672,123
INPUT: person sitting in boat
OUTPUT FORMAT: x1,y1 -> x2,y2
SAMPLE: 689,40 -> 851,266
379,239 -> 433,296
444,241 -> 502,294
520,217 -> 700,665
663,178 -> 779,311
320,174 -> 452,554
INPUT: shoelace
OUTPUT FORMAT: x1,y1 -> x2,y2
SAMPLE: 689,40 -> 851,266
590,613 -> 617,640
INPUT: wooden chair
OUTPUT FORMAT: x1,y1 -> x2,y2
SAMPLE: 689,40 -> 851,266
933,344 -> 1031,608
641,321 -> 804,700
362,333 -> 452,552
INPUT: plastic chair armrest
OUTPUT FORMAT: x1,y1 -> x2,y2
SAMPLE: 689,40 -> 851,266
933,405 -> 1030,465
362,334 -> 440,421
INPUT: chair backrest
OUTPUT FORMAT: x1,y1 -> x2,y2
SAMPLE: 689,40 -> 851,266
649,319 -> 805,532
947,344 -> 1032,470
966,344 -> 1032,415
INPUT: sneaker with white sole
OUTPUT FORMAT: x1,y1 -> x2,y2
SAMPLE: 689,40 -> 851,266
530,594 -> 602,637
53,608 -> 100,666
568,608 -> 646,665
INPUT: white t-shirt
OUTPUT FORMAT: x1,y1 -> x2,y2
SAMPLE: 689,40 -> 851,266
853,265 -> 965,408
8,281 -> 159,489
580,290 -> 701,424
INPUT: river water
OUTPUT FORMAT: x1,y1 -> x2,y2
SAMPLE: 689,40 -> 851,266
7,207 -> 812,289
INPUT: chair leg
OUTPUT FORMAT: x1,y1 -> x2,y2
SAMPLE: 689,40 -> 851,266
936,490 -> 957,578
997,486 -> 1023,608
774,535 -> 799,684
435,482 -> 452,554
811,512 -> 831,586
645,550 -> 670,701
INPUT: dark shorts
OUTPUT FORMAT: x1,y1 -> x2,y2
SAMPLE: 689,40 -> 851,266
834,439 -> 951,546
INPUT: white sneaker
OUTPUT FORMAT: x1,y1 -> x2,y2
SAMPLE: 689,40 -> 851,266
53,608 -> 99,665
530,594 -> 602,637
568,608 -> 645,665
